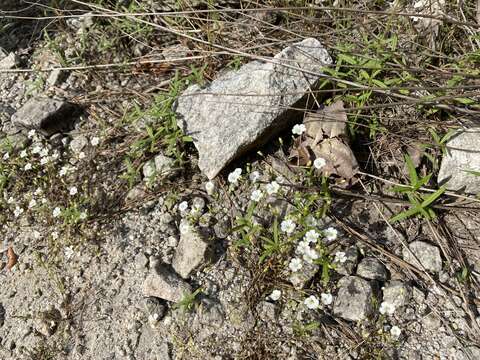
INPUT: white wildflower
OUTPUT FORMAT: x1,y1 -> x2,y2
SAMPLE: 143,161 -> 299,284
321,293 -> 333,305
59,166 -> 69,177
268,289 -> 282,301
205,181 -> 215,195
265,181 -> 280,195
178,201 -> 188,212
51,231 -> 59,240
390,325 -> 401,338
91,136 -> 100,146
379,301 -> 396,316
79,211 -> 87,220
280,219 -> 296,234
28,199 -> 37,208
313,157 -> 326,170
7,196 -> 14,204
323,227 -> 338,242
14,206 -> 24,217
32,145 -> 41,154
33,230 -> 41,239
69,186 -> 78,196
3,152 -> 9,160
52,207 -> 61,218
50,151 -> 59,161
39,148 -> 49,157
64,246 -> 74,260
289,258 -> 303,272
304,229 -> 320,243
292,124 -> 306,135
24,163 -> 32,171
249,171 -> 260,183
34,188 -> 43,196
228,168 -> 242,184
304,295 -> 320,310
20,150 -> 27,158
303,247 -> 319,264
27,129 -> 36,138
40,157 -> 48,165
296,240 -> 310,255
78,151 -> 86,160
250,189 -> 263,202
334,251 -> 347,263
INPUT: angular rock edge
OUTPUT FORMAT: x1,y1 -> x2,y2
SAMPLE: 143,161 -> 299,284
174,37 -> 333,179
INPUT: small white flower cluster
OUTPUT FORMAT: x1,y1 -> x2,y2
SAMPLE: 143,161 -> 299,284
288,225 -> 339,273
303,292 -> 334,310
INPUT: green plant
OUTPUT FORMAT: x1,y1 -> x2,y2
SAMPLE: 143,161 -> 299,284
390,154 -> 446,222
175,288 -> 203,312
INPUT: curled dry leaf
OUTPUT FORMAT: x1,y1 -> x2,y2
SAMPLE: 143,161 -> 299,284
290,100 -> 358,182
7,245 -> 18,270
304,100 -> 347,141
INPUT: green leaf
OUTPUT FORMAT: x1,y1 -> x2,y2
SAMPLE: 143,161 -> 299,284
420,187 -> 446,208
404,154 -> 418,186
463,169 -> 480,177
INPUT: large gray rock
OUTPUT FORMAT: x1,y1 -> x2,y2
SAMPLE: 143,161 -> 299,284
333,276 -> 375,322
438,128 -> 480,194
142,263 -> 192,303
172,225 -> 209,279
175,38 -> 332,179
403,241 -> 442,273
12,97 -> 78,135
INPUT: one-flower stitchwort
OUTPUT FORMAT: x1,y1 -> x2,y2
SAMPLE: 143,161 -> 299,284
228,168 -> 242,184
379,301 -> 396,316
281,219 -> 296,234
334,251 -> 347,263
321,292 -> 333,305
265,181 -> 280,195
268,289 -> 282,301
205,181 -> 215,195
313,157 -> 326,170
289,258 -> 303,272
390,325 -> 401,338
323,227 -> 338,242
250,189 -> 263,202
304,229 -> 320,243
292,124 -> 306,135
249,171 -> 260,183
304,295 -> 320,310
178,201 -> 188,212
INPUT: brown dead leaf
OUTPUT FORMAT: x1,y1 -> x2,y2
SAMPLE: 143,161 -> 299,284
304,100 -> 347,143
312,138 -> 359,180
7,246 -> 18,270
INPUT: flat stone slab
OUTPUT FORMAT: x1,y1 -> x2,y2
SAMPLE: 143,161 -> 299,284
142,263 -> 192,303
333,276 -> 374,322
175,38 -> 332,179
12,96 -> 78,135
438,128 -> 480,194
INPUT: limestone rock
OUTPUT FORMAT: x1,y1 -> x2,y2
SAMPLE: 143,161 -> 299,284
142,263 -> 192,303
172,224 -> 209,279
356,257 -> 388,281
403,241 -> 442,273
333,276 -> 375,322
175,38 -> 332,179
0,52 -> 18,69
438,128 -> 480,194
382,281 -> 411,309
12,97 -> 78,135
